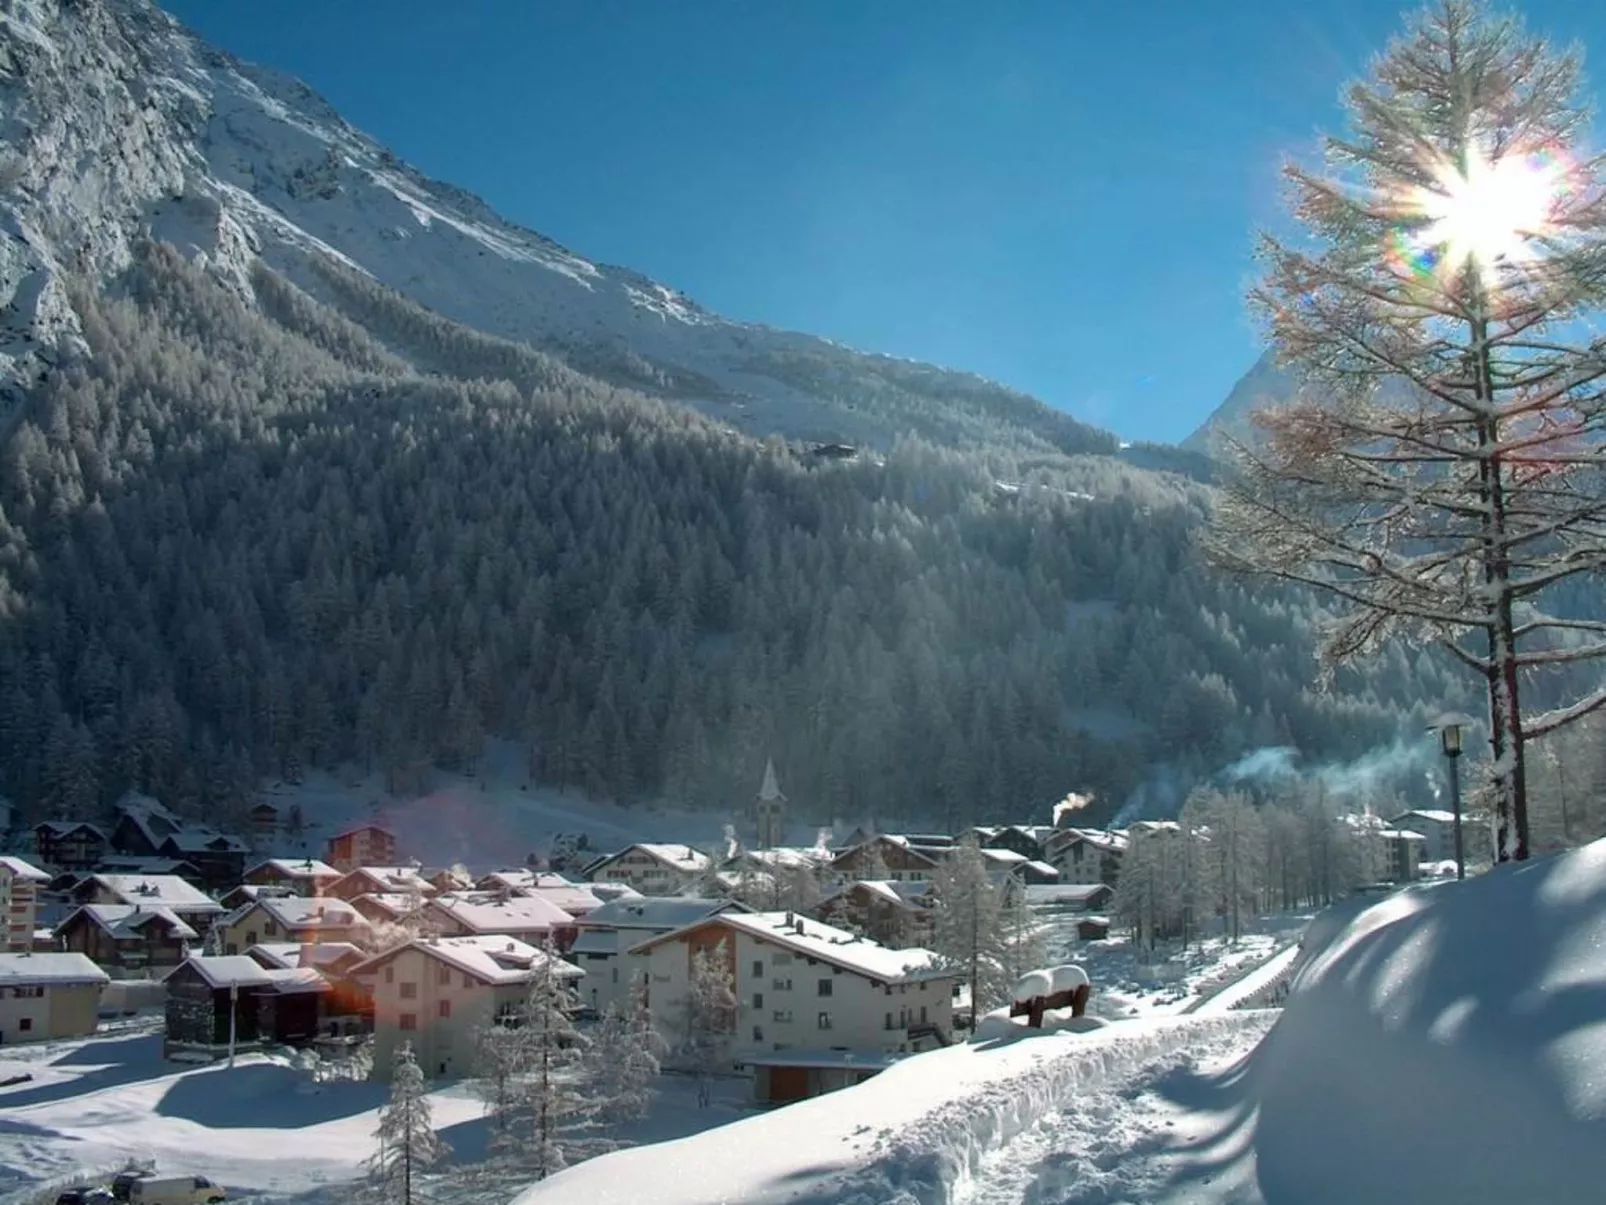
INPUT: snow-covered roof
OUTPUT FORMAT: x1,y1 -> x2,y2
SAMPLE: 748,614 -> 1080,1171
328,821 -> 396,840
333,866 -> 433,894
35,819 -> 108,839
0,952 -> 109,987
1050,827 -> 1129,853
263,966 -> 331,994
831,835 -> 943,866
528,884 -> 605,915
587,883 -> 644,903
596,843 -> 713,873
248,941 -> 366,971
0,855 -> 50,881
245,857 -> 340,880
352,935 -> 583,987
737,847 -> 831,871
90,874 -> 222,913
249,895 -> 367,931
179,955 -> 276,989
978,848 -> 1030,865
1391,809 -> 1460,826
568,929 -> 617,956
428,891 -> 574,934
477,869 -> 578,892
820,879 -> 933,911
1022,860 -> 1059,879
95,856 -> 199,876
579,896 -> 741,932
633,911 -> 955,985
161,827 -> 249,854
59,903 -> 199,941
350,891 -> 421,919
1024,883 -> 1111,905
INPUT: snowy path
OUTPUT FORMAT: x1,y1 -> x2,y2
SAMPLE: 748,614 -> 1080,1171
952,1021 -> 1272,1205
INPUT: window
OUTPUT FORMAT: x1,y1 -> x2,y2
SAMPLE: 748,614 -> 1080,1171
438,1000 -> 451,1018
439,965 -> 452,985
885,1012 -> 894,1030
18,1017 -> 31,1032
399,982 -> 418,999
384,965 -> 395,984
612,967 -> 619,983
817,979 -> 833,997
753,1026 -> 763,1042
464,973 -> 474,989
752,960 -> 764,977
399,1013 -> 417,1031
753,992 -> 764,1009
263,920 -> 278,937
920,1006 -> 927,1023
245,930 -> 257,946
772,1009 -> 792,1023
817,1012 -> 833,1030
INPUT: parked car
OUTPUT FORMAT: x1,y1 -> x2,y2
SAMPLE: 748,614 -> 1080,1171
54,1190 -> 114,1205
109,1173 -> 225,1204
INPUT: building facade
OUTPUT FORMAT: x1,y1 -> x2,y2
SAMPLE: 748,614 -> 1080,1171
0,856 -> 49,952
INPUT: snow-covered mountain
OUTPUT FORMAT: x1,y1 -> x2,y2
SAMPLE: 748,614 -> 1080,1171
1180,349 -> 1293,455
0,0 -> 1114,456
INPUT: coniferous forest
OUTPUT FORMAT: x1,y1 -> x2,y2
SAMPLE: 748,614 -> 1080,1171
0,242 -> 1473,829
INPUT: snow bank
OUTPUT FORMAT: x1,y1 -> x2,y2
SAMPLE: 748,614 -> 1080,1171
507,1013 -> 1274,1205
1249,841 -> 1606,1204
972,1006 -> 1109,1042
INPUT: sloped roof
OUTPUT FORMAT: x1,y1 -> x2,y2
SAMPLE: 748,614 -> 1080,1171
59,903 -> 199,941
0,951 -> 109,987
329,821 -> 396,841
251,895 -> 367,931
351,935 -> 583,986
597,843 -> 713,873
1391,809 -> 1460,826
631,910 -> 954,985
350,891 -> 421,919
819,879 -> 933,911
246,857 -> 340,880
162,827 -> 249,854
90,874 -> 222,914
263,966 -> 331,994
428,891 -> 573,934
568,929 -> 616,956
180,955 -> 276,989
248,941 -> 366,971
35,819 -> 108,839
528,884 -> 605,914
0,855 -> 49,881
830,835 -> 942,867
578,896 -> 743,932
333,866 -> 433,894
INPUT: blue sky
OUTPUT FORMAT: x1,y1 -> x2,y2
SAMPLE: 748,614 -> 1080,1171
163,0 -> 1602,444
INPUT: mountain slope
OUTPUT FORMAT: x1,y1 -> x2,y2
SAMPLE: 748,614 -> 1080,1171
0,0 -> 1114,461
1181,350 -> 1292,455
0,0 -> 1470,831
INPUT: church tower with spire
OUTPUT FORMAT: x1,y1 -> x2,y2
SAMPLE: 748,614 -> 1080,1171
755,758 -> 787,850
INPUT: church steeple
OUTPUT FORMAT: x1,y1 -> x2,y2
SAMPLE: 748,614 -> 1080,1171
755,758 -> 787,849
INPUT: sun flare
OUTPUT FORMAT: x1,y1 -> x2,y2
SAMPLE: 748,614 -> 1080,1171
1391,144 -> 1570,288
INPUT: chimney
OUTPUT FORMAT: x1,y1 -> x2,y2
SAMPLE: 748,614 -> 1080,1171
298,942 -> 316,968
784,911 -> 795,927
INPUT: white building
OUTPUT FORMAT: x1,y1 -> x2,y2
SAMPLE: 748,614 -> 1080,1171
584,844 -> 714,896
0,951 -> 108,1042
0,855 -> 50,952
567,897 -> 745,1016
423,892 -> 575,944
628,910 -> 959,1064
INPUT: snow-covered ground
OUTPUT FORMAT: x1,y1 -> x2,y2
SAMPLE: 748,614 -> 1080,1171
0,1025 -> 757,1204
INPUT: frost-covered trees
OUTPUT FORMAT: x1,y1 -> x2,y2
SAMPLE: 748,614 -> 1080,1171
367,1043 -> 450,1205
0,242 -> 1466,831
1207,0 -> 1606,862
677,939 -> 736,1107
590,972 -> 669,1123
929,836 -> 1011,1026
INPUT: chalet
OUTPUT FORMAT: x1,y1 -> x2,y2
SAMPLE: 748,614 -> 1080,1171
428,867 -> 476,894
830,835 -> 944,883
325,823 -> 399,873
247,802 -> 281,841
157,829 -> 249,891
584,844 -> 714,896
32,821 -> 108,871
0,952 -> 108,1043
70,874 -> 223,934
1,856 -> 50,953
813,880 -> 934,950
423,892 -> 576,948
54,904 -> 197,975
218,883 -> 297,912
1387,809 -> 1469,866
94,856 -> 204,886
243,858 -> 342,897
1043,828 -> 1127,887
1023,882 -> 1113,914
967,825 -> 1051,862
567,896 -> 746,1016
216,896 -> 369,955
162,955 -> 331,1059
108,792 -> 184,857
245,942 -> 373,1032
349,935 -> 584,1080
326,865 -> 434,902
629,911 -> 959,1105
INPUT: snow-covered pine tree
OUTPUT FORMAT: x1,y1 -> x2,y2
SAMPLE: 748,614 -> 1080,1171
367,1042 -> 450,1205
591,971 -> 669,1123
678,938 -> 736,1107
470,1009 -> 530,1142
928,835 -> 1008,1028
998,876 -> 1043,987
1206,0 -> 1606,862
508,939 -> 600,1181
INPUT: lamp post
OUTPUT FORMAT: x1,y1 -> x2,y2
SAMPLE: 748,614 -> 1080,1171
1430,713 -> 1476,881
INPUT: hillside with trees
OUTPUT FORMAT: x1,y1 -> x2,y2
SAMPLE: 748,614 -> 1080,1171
0,243 -> 1474,829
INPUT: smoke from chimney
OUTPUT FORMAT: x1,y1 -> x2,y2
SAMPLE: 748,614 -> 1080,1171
1052,792 -> 1093,828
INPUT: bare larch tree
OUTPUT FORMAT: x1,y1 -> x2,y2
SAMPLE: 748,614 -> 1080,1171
1207,0 -> 1606,860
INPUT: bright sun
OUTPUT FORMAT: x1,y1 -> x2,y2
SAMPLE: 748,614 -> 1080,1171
1401,144 -> 1568,284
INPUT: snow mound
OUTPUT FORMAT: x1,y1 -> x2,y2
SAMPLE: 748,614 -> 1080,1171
506,1013 -> 1274,1205
1012,970 -> 1052,1003
1248,840 -> 1606,1204
1048,963 -> 1090,993
973,1006 -> 1110,1042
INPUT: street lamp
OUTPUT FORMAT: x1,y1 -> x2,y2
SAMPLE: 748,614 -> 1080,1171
1429,712 -> 1477,881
